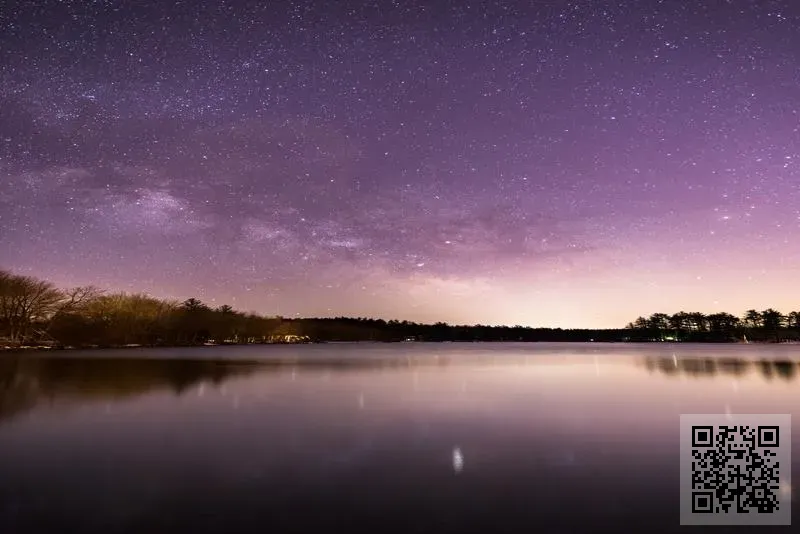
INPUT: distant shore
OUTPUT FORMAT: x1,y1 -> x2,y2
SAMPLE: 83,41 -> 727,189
4,339 -> 798,355
3,270 -> 800,349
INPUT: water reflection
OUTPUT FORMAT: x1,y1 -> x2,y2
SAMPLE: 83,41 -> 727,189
642,355 -> 799,381
0,356 -> 260,424
0,351 -> 488,424
1,345 -> 798,533
452,447 -> 464,473
4,351 -> 800,426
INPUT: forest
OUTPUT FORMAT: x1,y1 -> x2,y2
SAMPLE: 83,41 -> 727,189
1,269 -> 798,348
623,310 -> 800,342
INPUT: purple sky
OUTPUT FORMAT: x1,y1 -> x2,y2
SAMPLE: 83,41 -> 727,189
1,0 -> 799,328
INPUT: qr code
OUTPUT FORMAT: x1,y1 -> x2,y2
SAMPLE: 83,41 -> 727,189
680,414 -> 791,526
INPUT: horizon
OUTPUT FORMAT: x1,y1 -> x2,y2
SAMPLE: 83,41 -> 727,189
2,1 -> 799,329
6,265 -> 800,329
3,267 -> 799,332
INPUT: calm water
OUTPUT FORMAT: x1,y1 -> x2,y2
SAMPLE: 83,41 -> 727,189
1,343 -> 798,533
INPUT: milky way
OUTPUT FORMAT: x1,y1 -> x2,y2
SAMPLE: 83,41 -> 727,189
2,1 -> 799,328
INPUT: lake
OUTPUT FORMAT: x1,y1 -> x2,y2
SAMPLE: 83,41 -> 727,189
1,343 -> 798,533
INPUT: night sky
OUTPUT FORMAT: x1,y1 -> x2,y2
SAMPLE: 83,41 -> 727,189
2,1 -> 799,328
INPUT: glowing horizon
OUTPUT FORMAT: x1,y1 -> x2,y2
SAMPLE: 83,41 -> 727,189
2,2 -> 799,329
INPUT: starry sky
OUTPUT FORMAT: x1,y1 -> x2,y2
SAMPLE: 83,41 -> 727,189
1,0 -> 799,328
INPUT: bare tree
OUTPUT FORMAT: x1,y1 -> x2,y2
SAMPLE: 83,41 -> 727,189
0,270 -> 65,344
60,286 -> 103,312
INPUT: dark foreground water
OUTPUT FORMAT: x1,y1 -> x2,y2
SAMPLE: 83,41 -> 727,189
1,343 -> 798,533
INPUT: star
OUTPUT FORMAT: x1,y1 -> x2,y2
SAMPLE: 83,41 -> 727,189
0,0 -> 798,328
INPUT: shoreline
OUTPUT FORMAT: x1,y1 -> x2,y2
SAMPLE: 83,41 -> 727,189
2,339 -> 792,355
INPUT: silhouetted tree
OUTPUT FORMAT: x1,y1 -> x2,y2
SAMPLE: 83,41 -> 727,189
686,312 -> 707,332
706,312 -> 740,340
761,309 -> 785,342
743,309 -> 762,329
182,298 -> 207,312
787,311 -> 800,330
178,298 -> 212,344
669,312 -> 691,333
648,313 -> 671,331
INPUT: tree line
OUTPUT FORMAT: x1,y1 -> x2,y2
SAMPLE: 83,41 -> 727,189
0,269 -> 630,347
2,269 -> 798,348
624,309 -> 800,342
0,269 -> 289,347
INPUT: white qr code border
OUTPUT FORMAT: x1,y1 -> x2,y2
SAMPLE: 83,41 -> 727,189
680,413 -> 792,526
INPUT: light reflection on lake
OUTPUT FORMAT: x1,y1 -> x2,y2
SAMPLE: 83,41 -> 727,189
0,343 -> 798,533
